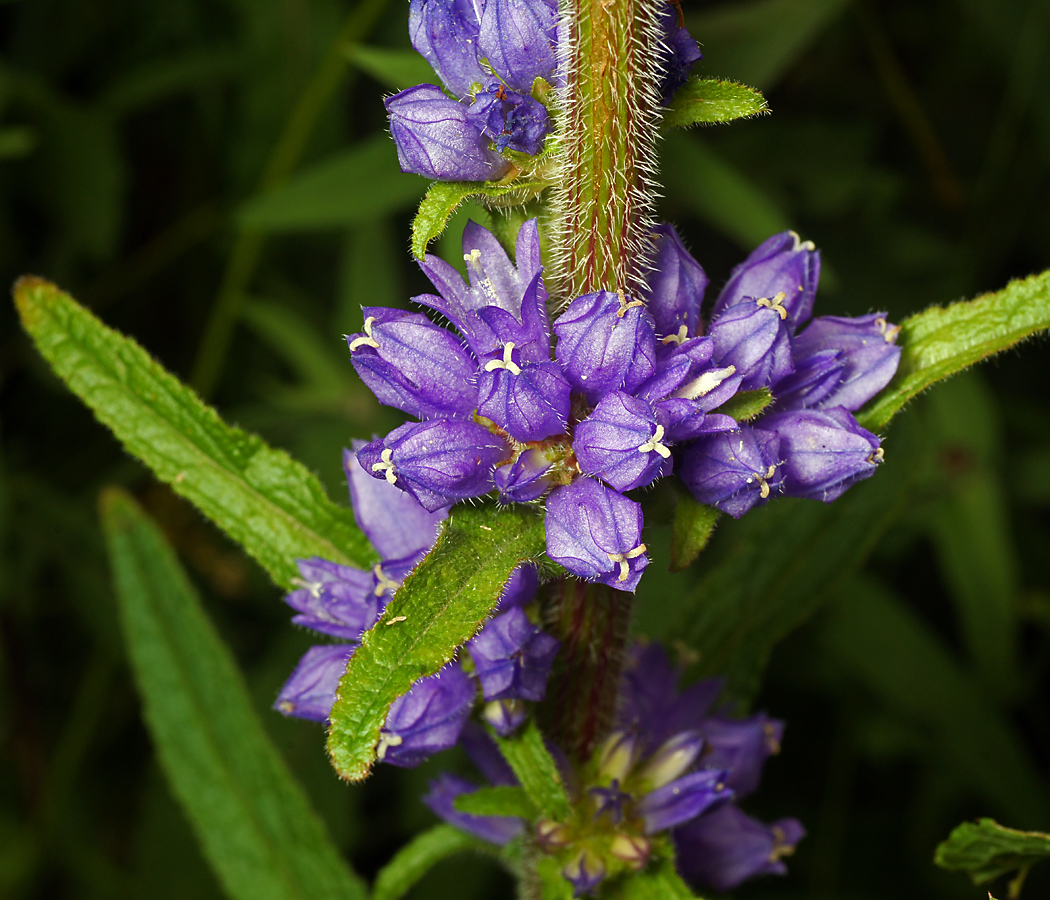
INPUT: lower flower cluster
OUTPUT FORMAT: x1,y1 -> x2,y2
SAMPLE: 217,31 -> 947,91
346,219 -> 900,592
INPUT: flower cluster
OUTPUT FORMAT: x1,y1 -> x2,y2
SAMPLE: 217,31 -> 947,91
425,642 -> 804,895
273,443 -> 559,761
385,0 -> 701,181
348,219 -> 900,592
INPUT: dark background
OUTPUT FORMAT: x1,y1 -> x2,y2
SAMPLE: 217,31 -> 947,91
1,0 -> 1049,898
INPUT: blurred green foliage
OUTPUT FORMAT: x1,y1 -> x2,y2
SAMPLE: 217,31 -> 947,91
1,0 -> 1048,899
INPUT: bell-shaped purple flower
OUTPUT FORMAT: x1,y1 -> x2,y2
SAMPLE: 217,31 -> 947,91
273,644 -> 354,722
386,84 -> 511,182
636,768 -> 733,834
573,391 -> 672,492
563,849 -> 606,898
409,0 -> 487,99
657,2 -> 702,103
553,291 -> 657,404
493,448 -> 555,502
642,223 -> 709,342
357,419 -> 511,512
674,803 -> 806,893
701,713 -> 784,798
713,231 -> 821,330
708,294 -> 794,391
476,351 -> 570,441
466,85 -> 551,154
347,307 -> 478,419
679,426 -> 783,518
757,407 -> 882,503
477,0 -> 558,92
423,773 -> 525,844
544,479 -> 649,591
284,558 -> 379,641
771,348 -> 844,411
377,663 -> 476,767
469,607 -> 560,702
782,313 -> 902,411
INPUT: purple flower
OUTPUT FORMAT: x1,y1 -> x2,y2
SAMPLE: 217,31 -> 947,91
476,353 -> 570,442
657,2 -> 702,103
423,773 -> 525,844
678,426 -> 783,518
284,558 -> 379,641
346,307 -> 478,419
573,391 -> 673,492
409,0 -> 487,99
642,223 -> 709,343
674,803 -> 805,892
385,84 -> 511,182
700,713 -> 784,798
477,0 -> 558,92
273,644 -> 354,723
482,698 -> 529,735
708,294 -> 794,391
466,85 -> 551,154
497,564 -> 540,611
563,850 -> 606,898
712,230 -> 821,331
357,419 -> 511,512
635,768 -> 732,834
756,407 -> 882,503
545,479 -> 649,592
469,607 -> 560,702
780,313 -> 902,411
553,291 -> 657,404
493,448 -> 555,502
377,663 -> 477,767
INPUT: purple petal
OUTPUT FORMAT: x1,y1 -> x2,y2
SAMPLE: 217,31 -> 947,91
465,85 -> 551,155
573,391 -> 671,492
469,607 -> 560,702
642,224 -> 708,340
477,0 -> 558,92
379,663 -> 476,767
494,448 -> 555,502
636,768 -> 733,834
409,0 -> 487,98
273,644 -> 354,722
285,556 -> 380,641
700,713 -> 784,798
476,358 -> 570,442
423,773 -> 525,844
708,297 -> 794,391
678,426 -> 783,518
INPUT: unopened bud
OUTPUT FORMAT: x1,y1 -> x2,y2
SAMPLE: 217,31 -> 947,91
610,833 -> 651,869
637,730 -> 704,788
536,819 -> 572,850
597,730 -> 639,781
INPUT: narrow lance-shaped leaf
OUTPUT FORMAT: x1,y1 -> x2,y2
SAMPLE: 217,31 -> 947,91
100,488 -> 366,900
327,503 -> 550,781
453,786 -> 537,819
857,268 -> 1050,432
670,494 -> 720,572
14,277 -> 373,588
935,818 -> 1050,890
491,719 -> 571,822
663,77 -> 770,129
372,824 -> 497,900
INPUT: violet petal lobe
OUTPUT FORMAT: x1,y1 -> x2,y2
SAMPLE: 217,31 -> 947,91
643,223 -> 709,341
573,391 -> 671,492
678,426 -> 783,518
423,772 -> 525,844
408,0 -> 487,99
544,479 -> 649,592
708,296 -> 794,391
496,564 -> 540,611
493,448 -> 555,503
476,357 -> 570,442
469,607 -> 560,702
385,84 -> 510,182
285,557 -> 379,641
477,0 -> 558,91
273,644 -> 354,723
656,2 -> 702,103
700,713 -> 784,798
636,768 -> 733,834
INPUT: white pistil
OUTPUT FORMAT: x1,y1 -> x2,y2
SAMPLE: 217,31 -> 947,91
616,290 -> 645,318
755,291 -> 788,320
637,424 -> 671,458
375,731 -> 403,761
875,317 -> 901,343
373,564 -> 399,597
789,230 -> 816,252
483,342 -> 521,376
868,446 -> 885,464
661,325 -> 689,346
745,464 -> 777,499
463,248 -> 500,306
607,543 -> 647,582
371,448 -> 397,485
768,825 -> 796,862
289,576 -> 323,598
672,364 -> 737,401
348,316 -> 379,351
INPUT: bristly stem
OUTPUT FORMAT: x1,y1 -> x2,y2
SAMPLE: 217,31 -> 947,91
549,0 -> 663,299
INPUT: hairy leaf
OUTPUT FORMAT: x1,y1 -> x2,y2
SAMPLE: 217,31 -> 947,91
857,269 -> 1050,431
713,387 -> 773,422
670,494 -> 721,571
326,503 -> 550,781
15,277 -> 373,588
100,488 -> 365,900
491,719 -> 571,821
935,818 -> 1050,888
372,825 -> 495,900
663,77 -> 769,129
453,786 -> 537,819
605,856 -> 698,899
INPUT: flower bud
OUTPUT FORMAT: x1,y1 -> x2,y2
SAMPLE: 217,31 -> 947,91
477,0 -> 558,92
273,644 -> 354,722
494,448 -> 555,503
466,85 -> 551,155
469,607 -> 560,702
482,698 -> 528,735
562,849 -> 606,897
609,834 -> 651,870
536,819 -> 573,850
637,730 -> 704,788
597,730 -> 640,781
678,426 -> 783,518
409,0 -> 487,99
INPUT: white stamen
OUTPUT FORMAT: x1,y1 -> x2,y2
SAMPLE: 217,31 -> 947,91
672,365 -> 737,401
463,248 -> 500,306
868,446 -> 885,464
607,543 -> 647,582
789,230 -> 815,252
755,292 -> 788,320
373,564 -> 399,597
637,424 -> 671,458
661,325 -> 689,346
375,731 -> 403,761
748,464 -> 777,499
348,316 -> 379,351
483,342 -> 521,376
290,576 -> 324,598
371,448 -> 397,485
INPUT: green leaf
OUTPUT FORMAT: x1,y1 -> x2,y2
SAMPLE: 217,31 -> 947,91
238,135 -> 427,232
605,856 -> 699,899
412,179 -> 547,258
935,818 -> 1050,888
14,277 -> 373,588
670,494 -> 721,572
491,719 -> 571,821
372,825 -> 495,900
713,387 -> 773,422
663,77 -> 769,129
453,786 -> 538,819
344,45 -> 437,91
326,503 -> 550,781
100,488 -> 365,900
857,268 -> 1050,432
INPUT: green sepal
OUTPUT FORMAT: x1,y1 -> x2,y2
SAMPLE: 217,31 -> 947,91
490,719 -> 571,822
663,77 -> 770,129
670,494 -> 721,572
935,818 -> 1050,891
326,502 -> 549,781
13,277 -> 374,588
453,786 -> 538,820
372,824 -> 498,900
857,268 -> 1050,432
412,179 -> 547,258
713,386 -> 774,422
604,855 -> 699,899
